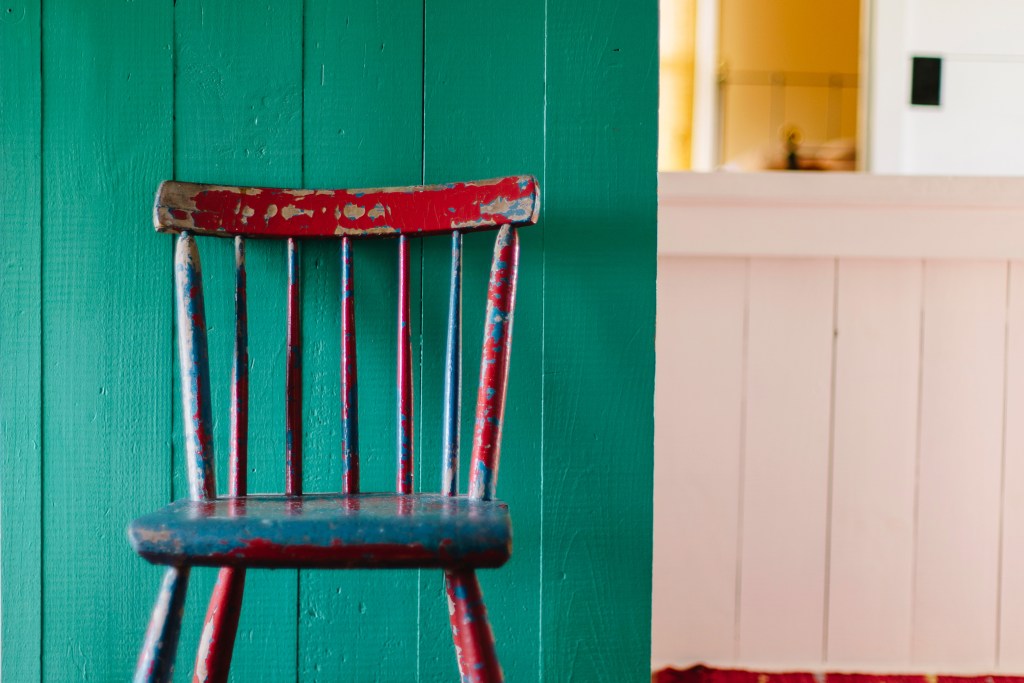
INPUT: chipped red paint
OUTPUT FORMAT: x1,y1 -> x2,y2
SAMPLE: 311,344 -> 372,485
229,237 -> 248,498
340,237 -> 359,494
135,176 -> 538,680
397,236 -> 414,495
155,175 -> 539,239
190,538 -> 509,569
285,238 -> 302,496
130,494 -> 511,569
469,226 -> 519,501
193,567 -> 245,683
445,570 -> 504,683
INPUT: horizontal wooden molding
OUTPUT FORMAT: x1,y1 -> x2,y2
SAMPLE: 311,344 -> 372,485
660,171 -> 1024,259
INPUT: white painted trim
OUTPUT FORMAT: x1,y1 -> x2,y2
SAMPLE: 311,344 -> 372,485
690,0 -> 720,171
865,0 -> 909,173
857,0 -> 873,171
659,171 -> 1024,260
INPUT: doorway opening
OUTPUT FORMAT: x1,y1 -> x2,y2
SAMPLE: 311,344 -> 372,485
659,0 -> 864,172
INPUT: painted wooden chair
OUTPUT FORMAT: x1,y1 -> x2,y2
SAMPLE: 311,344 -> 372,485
128,175 -> 539,683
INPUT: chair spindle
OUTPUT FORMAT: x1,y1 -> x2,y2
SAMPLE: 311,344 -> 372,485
340,237 -> 360,494
442,231 -> 463,496
175,232 -> 217,502
397,235 -> 414,494
469,226 -> 520,501
230,236 -> 249,498
285,238 -> 303,496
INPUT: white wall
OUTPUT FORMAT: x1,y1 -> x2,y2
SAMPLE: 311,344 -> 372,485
654,172 -> 1024,673
869,0 -> 1024,175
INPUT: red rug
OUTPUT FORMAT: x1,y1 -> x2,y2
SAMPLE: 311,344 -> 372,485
655,665 -> 1024,683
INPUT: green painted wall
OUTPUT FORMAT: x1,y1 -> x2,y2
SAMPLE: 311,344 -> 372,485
0,1 -> 656,680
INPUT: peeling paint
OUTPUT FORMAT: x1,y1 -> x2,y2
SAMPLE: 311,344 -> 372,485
153,175 -> 539,239
280,204 -> 313,220
445,570 -> 504,682
129,494 -> 511,569
137,175 -> 532,682
342,203 -> 365,220
468,226 -> 519,502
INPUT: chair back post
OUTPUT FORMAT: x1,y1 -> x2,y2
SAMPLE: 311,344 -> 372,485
468,225 -> 520,501
175,232 -> 217,501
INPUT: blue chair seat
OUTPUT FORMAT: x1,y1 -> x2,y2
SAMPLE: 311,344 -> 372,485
129,493 -> 511,570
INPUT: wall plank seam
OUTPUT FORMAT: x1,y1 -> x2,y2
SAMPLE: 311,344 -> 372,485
733,257 -> 752,660
822,258 -> 841,662
995,261 -> 1012,667
908,258 -> 926,665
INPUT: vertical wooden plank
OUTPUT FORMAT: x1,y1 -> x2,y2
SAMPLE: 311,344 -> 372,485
420,0 -> 545,678
738,259 -> 834,663
1000,261 -> 1024,671
0,0 -> 42,680
913,261 -> 1006,667
174,1 -> 302,678
543,0 -> 658,678
827,260 -> 921,665
41,1 -> 173,679
651,257 -> 747,667
300,1 -> 423,679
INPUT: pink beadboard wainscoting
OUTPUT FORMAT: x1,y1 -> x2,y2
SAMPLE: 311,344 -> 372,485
654,172 -> 1024,674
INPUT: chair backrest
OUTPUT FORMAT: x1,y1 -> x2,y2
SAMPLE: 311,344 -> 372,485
156,176 -> 539,504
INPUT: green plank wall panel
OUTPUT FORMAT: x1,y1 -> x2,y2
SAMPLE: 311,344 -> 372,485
40,2 -> 173,681
0,0 -> 656,680
0,0 -> 42,680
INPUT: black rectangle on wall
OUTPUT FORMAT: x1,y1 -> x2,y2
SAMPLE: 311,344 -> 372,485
911,56 -> 942,106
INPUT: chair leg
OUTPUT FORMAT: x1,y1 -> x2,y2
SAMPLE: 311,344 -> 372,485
444,569 -> 504,683
193,567 -> 246,683
135,566 -> 191,683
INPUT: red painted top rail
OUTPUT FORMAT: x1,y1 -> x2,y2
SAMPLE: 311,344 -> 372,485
154,175 -> 540,238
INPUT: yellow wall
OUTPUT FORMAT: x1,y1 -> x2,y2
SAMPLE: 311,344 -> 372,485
719,0 -> 860,166
720,0 -> 860,73
659,0 -> 697,170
